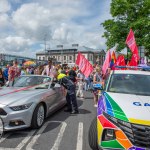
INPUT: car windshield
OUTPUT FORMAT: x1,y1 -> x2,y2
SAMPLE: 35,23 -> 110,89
108,74 -> 150,96
13,76 -> 51,87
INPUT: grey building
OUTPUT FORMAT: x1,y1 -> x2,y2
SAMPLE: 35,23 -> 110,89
36,45 -> 105,65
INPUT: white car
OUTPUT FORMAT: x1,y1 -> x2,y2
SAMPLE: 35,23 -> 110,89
89,69 -> 150,150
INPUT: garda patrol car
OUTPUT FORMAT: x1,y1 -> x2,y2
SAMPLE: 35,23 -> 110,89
89,68 -> 150,150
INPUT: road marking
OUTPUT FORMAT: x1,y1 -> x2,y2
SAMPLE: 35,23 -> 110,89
16,130 -> 36,150
76,122 -> 83,150
26,123 -> 49,150
0,133 -> 11,143
51,121 -> 67,150
26,121 -> 66,150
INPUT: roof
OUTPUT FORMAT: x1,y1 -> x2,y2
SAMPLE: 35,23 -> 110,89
36,46 -> 103,55
111,70 -> 150,75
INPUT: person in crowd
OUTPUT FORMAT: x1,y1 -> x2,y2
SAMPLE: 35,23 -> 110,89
37,65 -> 44,75
20,66 -> 27,75
0,68 -> 5,87
42,60 -> 55,78
54,71 -> 79,114
3,64 -> 10,82
92,68 -> 102,107
30,67 -> 34,74
103,67 -> 111,80
76,70 -> 84,99
68,67 -> 77,83
84,76 -> 91,91
57,64 -> 62,74
8,60 -> 20,85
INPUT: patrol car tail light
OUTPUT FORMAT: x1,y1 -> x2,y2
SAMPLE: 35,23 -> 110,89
102,129 -> 116,141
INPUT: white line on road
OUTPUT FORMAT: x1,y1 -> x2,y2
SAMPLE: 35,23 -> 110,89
16,130 -> 36,150
76,122 -> 83,150
0,133 -> 11,143
50,122 -> 67,150
26,123 -> 49,150
26,121 -> 66,150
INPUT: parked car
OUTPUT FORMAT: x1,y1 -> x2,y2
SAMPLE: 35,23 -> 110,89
0,75 -> 66,131
89,69 -> 150,150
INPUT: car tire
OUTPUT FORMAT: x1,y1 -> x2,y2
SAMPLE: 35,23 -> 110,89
88,117 -> 100,150
31,103 -> 45,129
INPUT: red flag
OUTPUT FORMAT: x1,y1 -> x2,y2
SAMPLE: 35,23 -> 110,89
126,29 -> 139,66
75,52 -> 93,77
129,54 -> 138,66
116,55 -> 126,66
75,52 -> 82,65
102,50 -> 111,75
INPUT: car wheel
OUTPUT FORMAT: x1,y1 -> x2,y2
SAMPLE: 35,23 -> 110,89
31,103 -> 45,129
88,117 -> 100,150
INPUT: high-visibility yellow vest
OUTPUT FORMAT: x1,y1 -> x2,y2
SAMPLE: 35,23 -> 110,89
57,73 -> 66,80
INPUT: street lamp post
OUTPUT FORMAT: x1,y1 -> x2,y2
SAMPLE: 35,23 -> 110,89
57,45 -> 63,64
72,44 -> 79,63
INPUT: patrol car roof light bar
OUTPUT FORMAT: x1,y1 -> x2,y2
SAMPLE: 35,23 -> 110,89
114,66 -> 150,70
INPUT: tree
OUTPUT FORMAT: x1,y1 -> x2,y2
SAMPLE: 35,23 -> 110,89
102,0 -> 150,58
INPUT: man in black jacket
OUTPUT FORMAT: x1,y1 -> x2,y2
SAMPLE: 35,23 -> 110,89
68,68 -> 77,83
54,72 -> 79,114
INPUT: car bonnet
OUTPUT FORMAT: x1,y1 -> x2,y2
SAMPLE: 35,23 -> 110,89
98,92 -> 150,126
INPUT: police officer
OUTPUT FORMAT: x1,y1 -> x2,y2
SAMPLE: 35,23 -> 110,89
54,72 -> 79,114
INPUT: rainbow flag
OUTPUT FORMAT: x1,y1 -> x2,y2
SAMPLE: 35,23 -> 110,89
110,51 -> 117,69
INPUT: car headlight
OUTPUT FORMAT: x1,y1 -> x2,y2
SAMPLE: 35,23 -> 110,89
10,102 -> 33,111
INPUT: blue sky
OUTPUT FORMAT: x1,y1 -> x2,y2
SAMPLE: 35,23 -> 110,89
0,0 -> 112,58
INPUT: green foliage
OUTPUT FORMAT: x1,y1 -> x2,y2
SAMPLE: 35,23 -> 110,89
102,0 -> 150,57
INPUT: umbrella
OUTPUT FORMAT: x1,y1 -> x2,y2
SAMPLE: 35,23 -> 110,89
24,60 -> 36,66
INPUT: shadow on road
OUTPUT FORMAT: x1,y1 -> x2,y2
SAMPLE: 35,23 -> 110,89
78,108 -> 91,114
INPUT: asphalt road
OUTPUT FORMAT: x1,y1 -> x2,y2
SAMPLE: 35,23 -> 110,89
0,91 -> 96,150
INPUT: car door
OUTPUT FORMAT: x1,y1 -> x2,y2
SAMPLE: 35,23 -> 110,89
46,82 -> 65,114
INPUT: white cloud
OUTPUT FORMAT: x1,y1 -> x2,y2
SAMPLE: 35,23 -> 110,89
0,13 -> 10,29
0,0 -> 112,57
0,0 -> 11,13
0,36 -> 33,52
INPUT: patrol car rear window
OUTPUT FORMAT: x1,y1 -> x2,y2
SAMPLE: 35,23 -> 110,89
108,74 -> 150,96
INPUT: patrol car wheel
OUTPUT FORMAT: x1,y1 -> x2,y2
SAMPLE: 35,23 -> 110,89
88,117 -> 100,150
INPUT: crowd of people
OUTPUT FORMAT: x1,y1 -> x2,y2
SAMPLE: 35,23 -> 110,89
0,59 -> 106,113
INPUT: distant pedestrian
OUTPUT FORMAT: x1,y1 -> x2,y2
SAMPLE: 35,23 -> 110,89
3,64 -> 10,82
42,60 -> 55,78
0,68 -> 4,87
8,60 -> 20,85
92,68 -> 102,107
76,70 -> 84,99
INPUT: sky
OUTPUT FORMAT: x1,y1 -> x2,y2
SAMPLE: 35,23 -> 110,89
0,0 -> 112,58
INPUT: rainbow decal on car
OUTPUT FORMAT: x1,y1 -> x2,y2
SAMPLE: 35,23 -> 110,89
97,92 -> 148,150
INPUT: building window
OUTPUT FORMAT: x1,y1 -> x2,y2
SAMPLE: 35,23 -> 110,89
39,57 -> 41,60
64,56 -> 66,60
69,56 -> 72,60
43,57 -> 45,60
58,56 -> 60,61
91,55 -> 93,60
53,56 -> 55,58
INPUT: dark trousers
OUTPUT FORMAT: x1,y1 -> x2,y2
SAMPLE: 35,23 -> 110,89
66,90 -> 78,111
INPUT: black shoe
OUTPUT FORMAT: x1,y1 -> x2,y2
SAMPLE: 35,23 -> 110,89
70,110 -> 79,114
64,109 -> 72,112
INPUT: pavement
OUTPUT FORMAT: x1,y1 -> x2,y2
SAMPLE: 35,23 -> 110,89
0,90 -> 96,150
